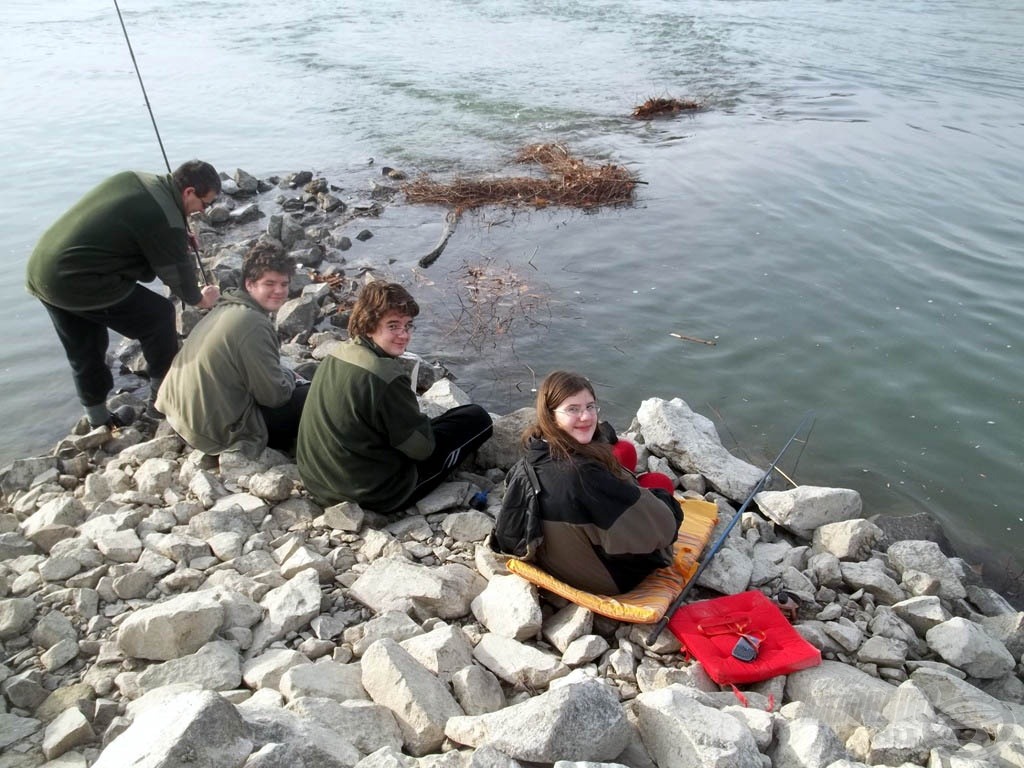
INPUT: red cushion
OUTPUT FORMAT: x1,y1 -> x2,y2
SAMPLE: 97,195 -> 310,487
668,590 -> 821,685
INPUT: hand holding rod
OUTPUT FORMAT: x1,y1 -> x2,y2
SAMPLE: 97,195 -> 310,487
646,411 -> 815,645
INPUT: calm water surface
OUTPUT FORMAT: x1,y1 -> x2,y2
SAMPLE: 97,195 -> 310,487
1,0 -> 1021,576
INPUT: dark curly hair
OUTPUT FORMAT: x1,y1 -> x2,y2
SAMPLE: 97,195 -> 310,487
348,282 -> 420,338
242,242 -> 295,285
172,159 -> 222,198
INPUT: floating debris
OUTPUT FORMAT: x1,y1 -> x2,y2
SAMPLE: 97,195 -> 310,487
632,97 -> 703,120
402,143 -> 637,213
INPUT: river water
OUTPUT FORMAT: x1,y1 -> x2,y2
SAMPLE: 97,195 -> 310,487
2,1 -> 1022,580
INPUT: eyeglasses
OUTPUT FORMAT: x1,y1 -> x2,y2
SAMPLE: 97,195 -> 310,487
731,633 -> 764,662
201,196 -> 217,211
384,321 -> 415,335
553,403 -> 600,418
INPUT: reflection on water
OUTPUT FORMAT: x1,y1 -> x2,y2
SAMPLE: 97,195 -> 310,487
1,0 -> 1022,583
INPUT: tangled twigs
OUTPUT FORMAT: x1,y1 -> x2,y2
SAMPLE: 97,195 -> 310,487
632,97 -> 702,119
402,143 -> 637,214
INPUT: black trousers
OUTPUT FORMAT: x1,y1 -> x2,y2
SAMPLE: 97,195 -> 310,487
407,404 -> 494,505
41,285 -> 177,408
259,382 -> 311,455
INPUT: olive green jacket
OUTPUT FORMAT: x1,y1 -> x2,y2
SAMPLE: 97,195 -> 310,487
297,336 -> 433,511
156,288 -> 295,456
26,171 -> 202,310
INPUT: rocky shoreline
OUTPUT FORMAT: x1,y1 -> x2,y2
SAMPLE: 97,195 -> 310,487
1,170 -> 1022,768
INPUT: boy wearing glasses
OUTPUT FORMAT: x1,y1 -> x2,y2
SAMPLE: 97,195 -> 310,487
297,282 -> 493,513
156,243 -> 308,457
25,160 -> 222,429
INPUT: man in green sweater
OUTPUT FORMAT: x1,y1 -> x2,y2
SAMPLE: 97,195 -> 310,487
26,161 -> 222,429
156,243 -> 308,457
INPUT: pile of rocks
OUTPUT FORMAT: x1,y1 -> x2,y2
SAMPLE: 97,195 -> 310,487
2,386 -> 1023,768
3,168 -> 1023,767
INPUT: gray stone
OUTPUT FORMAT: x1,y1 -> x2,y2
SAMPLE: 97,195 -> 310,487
42,707 -> 95,760
0,598 -> 36,639
909,665 -> 1014,733
473,633 -> 570,689
0,712 -> 41,750
886,539 -> 966,601
755,485 -> 862,540
768,716 -> 846,768
636,397 -> 763,501
441,510 -> 494,542
117,590 -> 225,660
635,684 -> 762,768
351,611 -> 424,657
40,637 -> 79,671
243,648 -> 312,690
785,661 -> 895,741
361,639 -> 464,756
926,617 -> 1016,678
839,560 -> 905,604
20,496 -> 86,540
324,501 -> 365,532
890,595 -> 950,636
695,545 -> 752,595
239,700 -> 360,767
812,518 -> 882,561
869,715 -> 958,765
471,575 -> 542,641
446,679 -> 629,763
543,604 -> 593,654
415,482 -> 470,516
134,458 -> 178,496
135,640 -> 241,694
349,558 -> 485,621
286,697 -> 402,756
451,664 -> 505,715
563,635 -> 610,666
277,296 -> 318,338
399,624 -> 475,681
475,408 -> 535,471
92,690 -> 252,768
250,569 -> 322,653
280,660 -> 368,702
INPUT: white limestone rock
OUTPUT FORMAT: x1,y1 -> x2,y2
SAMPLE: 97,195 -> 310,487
117,590 -> 225,661
754,486 -> 862,540
324,501 -> 365,532
441,510 -> 494,543
768,716 -> 847,768
280,660 -> 368,702
352,611 -> 424,657
95,528 -> 143,563
979,611 -> 1024,662
135,640 -> 242,695
785,661 -> 895,741
635,684 -> 762,768
695,545 -> 753,595
241,701 -> 361,767
563,635 -> 611,667
0,713 -> 41,750
473,633 -> 570,689
349,558 -> 485,621
243,648 -> 312,690
134,457 -> 178,496
722,705 -> 774,751
249,568 -> 323,653
0,597 -> 36,639
544,604 -> 594,654
636,397 -> 763,501
399,623 -> 475,681
42,707 -> 95,760
909,665 -> 1014,734
92,690 -> 252,768
886,539 -> 966,602
925,617 -> 1016,679
839,560 -> 905,605
890,595 -> 950,636
361,639 -> 464,757
471,575 -> 542,641
286,696 -> 403,756
812,519 -> 882,561
248,470 -> 294,502
446,679 -> 630,763
868,715 -> 958,765
475,407 -> 534,471
451,664 -> 506,716
20,496 -> 86,540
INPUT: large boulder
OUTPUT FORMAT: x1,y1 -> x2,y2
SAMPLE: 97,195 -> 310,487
349,558 -> 485,621
754,486 -> 862,540
785,661 -> 895,740
117,591 -> 225,661
636,398 -> 762,502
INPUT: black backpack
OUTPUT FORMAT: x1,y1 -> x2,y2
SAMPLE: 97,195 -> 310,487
490,458 -> 544,560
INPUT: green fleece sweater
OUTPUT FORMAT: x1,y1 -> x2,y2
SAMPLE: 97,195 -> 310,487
26,171 -> 202,310
156,288 -> 295,457
296,336 -> 434,512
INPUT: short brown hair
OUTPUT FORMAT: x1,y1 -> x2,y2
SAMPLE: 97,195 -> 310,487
172,160 -> 221,197
242,242 -> 295,285
348,282 -> 420,338
524,370 -> 624,476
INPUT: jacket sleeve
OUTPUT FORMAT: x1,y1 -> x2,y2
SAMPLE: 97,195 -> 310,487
576,463 -> 680,557
381,375 -> 435,460
137,221 -> 203,306
238,324 -> 295,408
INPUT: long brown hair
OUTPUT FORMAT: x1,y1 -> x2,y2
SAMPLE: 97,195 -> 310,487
524,370 -> 627,477
348,282 -> 420,338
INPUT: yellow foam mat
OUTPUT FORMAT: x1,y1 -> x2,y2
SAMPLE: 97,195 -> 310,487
507,498 -> 720,624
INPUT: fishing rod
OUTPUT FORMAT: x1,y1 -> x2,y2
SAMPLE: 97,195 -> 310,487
112,0 -> 212,286
647,410 -> 816,645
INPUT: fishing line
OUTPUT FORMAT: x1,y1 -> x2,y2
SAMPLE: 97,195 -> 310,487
112,0 -> 211,285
